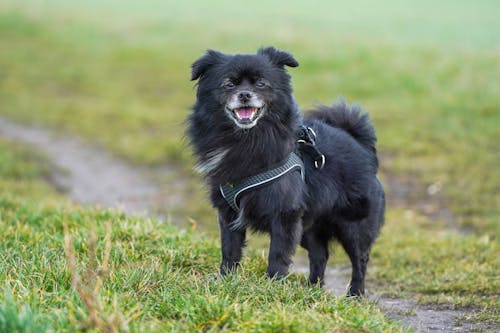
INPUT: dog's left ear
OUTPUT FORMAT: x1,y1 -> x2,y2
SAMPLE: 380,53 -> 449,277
258,47 -> 299,68
191,50 -> 226,81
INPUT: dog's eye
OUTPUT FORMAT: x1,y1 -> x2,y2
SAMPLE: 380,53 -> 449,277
223,81 -> 236,90
255,80 -> 267,88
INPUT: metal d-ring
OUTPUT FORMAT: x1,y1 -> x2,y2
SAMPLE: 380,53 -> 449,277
307,127 -> 317,141
314,154 -> 325,169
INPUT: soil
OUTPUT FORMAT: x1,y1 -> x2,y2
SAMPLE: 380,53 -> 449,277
0,116 -> 492,332
0,117 -> 184,217
292,264 -> 486,332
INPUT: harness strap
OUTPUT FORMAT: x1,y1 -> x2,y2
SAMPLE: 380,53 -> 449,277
220,152 -> 304,212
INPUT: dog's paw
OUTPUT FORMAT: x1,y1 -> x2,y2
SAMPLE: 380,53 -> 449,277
219,262 -> 240,275
266,266 -> 289,280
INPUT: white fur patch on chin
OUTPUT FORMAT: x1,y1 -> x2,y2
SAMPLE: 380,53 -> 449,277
194,148 -> 229,174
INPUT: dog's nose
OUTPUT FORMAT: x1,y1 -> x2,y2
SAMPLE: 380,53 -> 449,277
238,91 -> 252,103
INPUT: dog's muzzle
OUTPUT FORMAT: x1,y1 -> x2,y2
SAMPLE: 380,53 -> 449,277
225,91 -> 265,129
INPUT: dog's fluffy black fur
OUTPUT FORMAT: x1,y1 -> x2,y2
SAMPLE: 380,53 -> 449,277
188,47 -> 384,296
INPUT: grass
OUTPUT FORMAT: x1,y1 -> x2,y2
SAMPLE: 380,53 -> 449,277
0,0 -> 499,330
0,3 -> 498,231
0,289 -> 51,333
371,209 -> 499,324
0,141 -> 405,332
0,139 -> 62,202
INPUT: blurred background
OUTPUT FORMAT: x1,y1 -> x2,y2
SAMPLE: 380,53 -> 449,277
1,0 -> 498,231
1,1 -> 499,328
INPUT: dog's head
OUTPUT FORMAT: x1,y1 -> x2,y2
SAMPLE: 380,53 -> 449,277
191,47 -> 299,129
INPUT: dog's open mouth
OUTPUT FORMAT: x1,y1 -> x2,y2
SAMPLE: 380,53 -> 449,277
234,107 -> 260,121
227,106 -> 264,128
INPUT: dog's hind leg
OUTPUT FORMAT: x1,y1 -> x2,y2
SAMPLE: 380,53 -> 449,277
347,244 -> 370,297
267,210 -> 303,279
218,213 -> 246,275
334,221 -> 371,296
336,202 -> 384,295
300,229 -> 329,286
337,181 -> 385,296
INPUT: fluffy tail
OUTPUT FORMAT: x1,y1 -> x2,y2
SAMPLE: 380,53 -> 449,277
306,98 -> 377,153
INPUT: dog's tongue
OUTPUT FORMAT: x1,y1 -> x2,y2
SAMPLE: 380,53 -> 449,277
236,107 -> 255,120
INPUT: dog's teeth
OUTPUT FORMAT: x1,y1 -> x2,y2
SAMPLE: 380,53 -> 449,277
235,107 -> 256,120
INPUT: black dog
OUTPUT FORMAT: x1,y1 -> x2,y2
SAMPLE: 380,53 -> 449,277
188,47 -> 384,296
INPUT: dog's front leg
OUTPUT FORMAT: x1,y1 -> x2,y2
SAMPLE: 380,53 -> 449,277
218,213 -> 246,275
267,210 -> 302,278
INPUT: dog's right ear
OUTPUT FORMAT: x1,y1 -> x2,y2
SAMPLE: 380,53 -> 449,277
191,50 -> 225,81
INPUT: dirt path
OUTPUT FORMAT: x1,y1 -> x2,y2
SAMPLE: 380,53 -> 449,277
291,263 -> 482,332
0,116 -> 484,332
0,116 -> 183,217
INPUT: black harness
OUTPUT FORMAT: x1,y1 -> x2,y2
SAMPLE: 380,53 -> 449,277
219,125 -> 325,212
296,125 -> 325,170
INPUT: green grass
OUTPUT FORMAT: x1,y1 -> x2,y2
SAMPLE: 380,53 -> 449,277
0,3 -> 498,232
0,141 -> 405,332
371,209 -> 499,324
0,289 -> 50,333
0,139 -> 62,202
2,0 -> 500,49
0,0 -> 499,329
